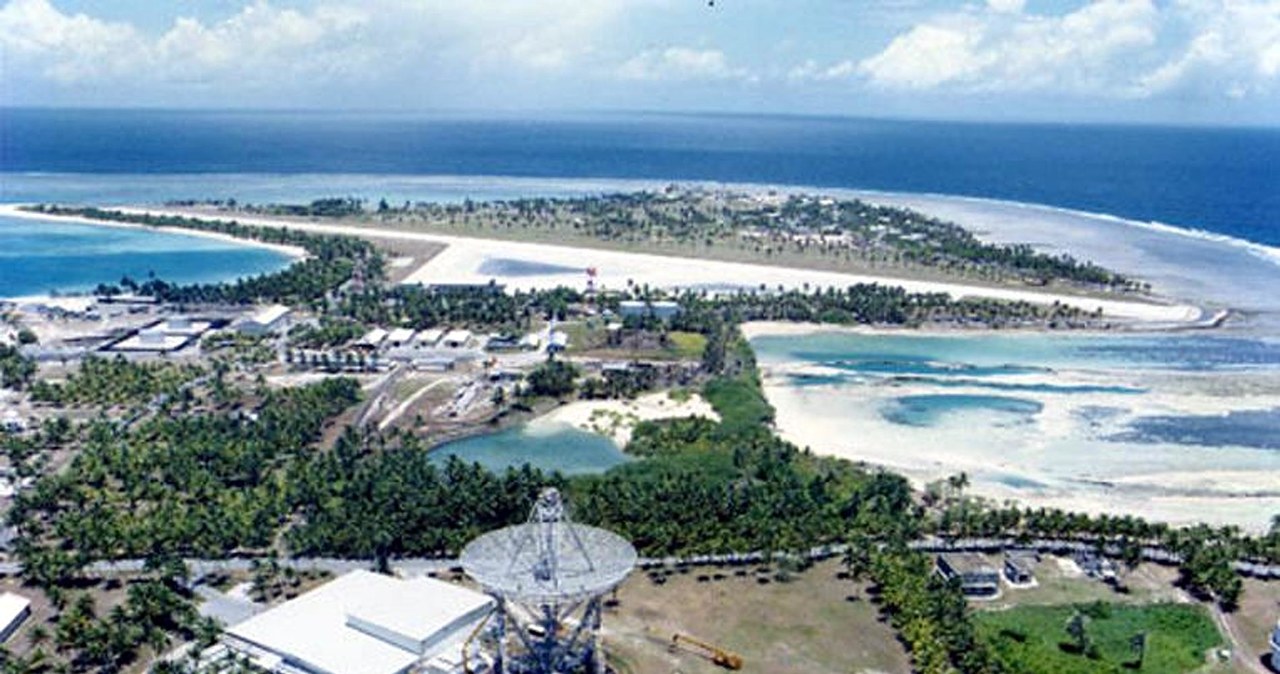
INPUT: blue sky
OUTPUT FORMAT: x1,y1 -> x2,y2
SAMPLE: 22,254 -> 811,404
2,0 -> 1278,125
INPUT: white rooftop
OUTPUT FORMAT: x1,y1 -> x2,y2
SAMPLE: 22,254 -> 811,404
360,328 -> 389,346
442,329 -> 472,343
227,570 -> 493,674
0,592 -> 30,633
249,304 -> 291,326
415,329 -> 445,345
386,328 -> 415,344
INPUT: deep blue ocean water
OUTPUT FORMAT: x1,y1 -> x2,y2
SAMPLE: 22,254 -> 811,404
3,109 -> 1277,245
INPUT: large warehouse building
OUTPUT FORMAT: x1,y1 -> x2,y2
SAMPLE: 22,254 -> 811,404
215,570 -> 494,674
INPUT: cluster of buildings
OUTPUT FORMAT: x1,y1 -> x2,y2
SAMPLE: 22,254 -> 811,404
934,551 -> 1039,599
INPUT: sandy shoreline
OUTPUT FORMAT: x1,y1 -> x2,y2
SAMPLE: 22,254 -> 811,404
0,203 -> 310,262
74,205 -> 1205,325
737,316 -> 1224,341
529,391 -> 719,448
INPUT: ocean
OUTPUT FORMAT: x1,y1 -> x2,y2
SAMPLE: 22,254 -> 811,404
3,109 -> 1278,244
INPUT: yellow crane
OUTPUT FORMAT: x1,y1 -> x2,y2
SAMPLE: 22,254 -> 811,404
669,633 -> 744,670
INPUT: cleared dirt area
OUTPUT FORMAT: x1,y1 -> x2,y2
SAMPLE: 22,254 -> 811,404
1223,578 -> 1280,672
602,559 -> 911,674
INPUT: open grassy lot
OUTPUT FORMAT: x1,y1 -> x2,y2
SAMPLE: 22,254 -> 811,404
976,603 -> 1225,674
604,559 -> 911,674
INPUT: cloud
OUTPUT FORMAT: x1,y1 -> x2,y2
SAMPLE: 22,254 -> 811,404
0,0 -> 641,96
986,0 -> 1026,14
854,0 -> 1280,99
1136,0 -> 1280,98
858,0 -> 1160,94
0,0 -> 142,83
618,46 -> 751,81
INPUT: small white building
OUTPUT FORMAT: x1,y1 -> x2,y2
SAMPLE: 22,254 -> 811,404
222,570 -> 493,674
385,328 -> 415,348
441,329 -> 473,349
0,592 -> 31,642
415,329 -> 445,349
239,305 -> 291,336
358,328 -> 389,350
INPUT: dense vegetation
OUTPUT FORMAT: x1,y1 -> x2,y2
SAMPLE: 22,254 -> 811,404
861,546 -> 1006,674
28,356 -> 203,408
0,343 -> 36,390
667,284 -> 1101,329
10,378 -> 361,585
524,359 -> 579,398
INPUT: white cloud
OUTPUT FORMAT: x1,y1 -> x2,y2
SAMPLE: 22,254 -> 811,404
859,0 -> 1160,94
0,0 -> 142,83
854,0 -> 1280,99
787,58 -> 858,82
618,46 -> 751,81
1136,0 -> 1280,97
0,0 -> 642,95
986,0 -> 1026,14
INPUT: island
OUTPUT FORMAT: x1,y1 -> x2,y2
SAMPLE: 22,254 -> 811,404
0,191 -> 1274,674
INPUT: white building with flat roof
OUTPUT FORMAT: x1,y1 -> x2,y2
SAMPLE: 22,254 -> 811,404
239,304 -> 292,336
385,328 -> 415,348
414,329 -> 445,348
358,328 -> 389,350
441,329 -> 472,349
222,570 -> 493,674
0,592 -> 31,642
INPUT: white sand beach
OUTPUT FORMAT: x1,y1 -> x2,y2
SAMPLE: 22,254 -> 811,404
529,391 -> 719,448
81,205 -> 1204,325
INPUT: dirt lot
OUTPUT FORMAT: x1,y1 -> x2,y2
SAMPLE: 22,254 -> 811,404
603,559 -> 911,674
1223,577 -> 1280,671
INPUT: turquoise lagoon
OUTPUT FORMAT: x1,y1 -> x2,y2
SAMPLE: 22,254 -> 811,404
0,214 -> 294,298
430,422 -> 630,476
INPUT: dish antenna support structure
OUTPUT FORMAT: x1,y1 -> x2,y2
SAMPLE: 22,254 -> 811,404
461,488 -> 637,674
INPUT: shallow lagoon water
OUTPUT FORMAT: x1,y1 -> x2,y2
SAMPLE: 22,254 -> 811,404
882,394 -> 1044,428
753,330 -> 1280,529
430,422 -> 630,476
0,214 -> 294,297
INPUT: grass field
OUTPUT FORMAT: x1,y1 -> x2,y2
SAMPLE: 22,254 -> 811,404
666,331 -> 707,359
976,603 -> 1225,674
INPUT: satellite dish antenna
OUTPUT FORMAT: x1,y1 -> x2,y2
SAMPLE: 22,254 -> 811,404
461,488 -> 637,673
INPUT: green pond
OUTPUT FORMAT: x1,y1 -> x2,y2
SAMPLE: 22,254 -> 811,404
430,422 -> 630,475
